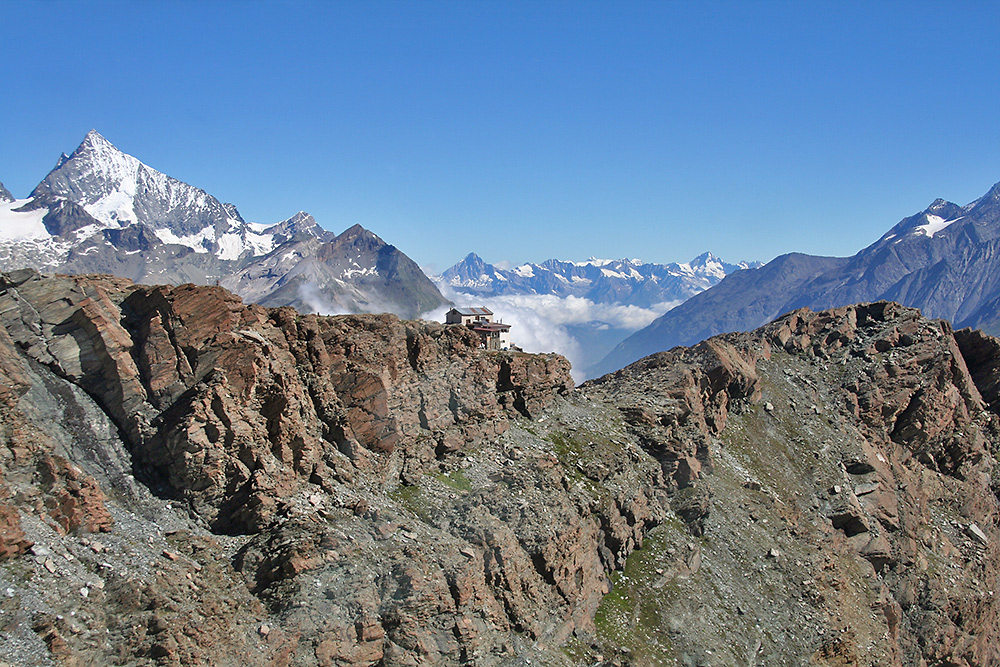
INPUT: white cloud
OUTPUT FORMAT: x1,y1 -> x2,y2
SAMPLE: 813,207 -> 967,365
424,282 -> 679,382
298,281 -> 403,317
298,281 -> 350,315
484,293 -> 679,330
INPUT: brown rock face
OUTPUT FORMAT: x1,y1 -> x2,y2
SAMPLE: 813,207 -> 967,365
584,301 -> 1000,667
0,270 -> 598,666
0,368 -> 112,560
0,271 -> 572,533
2,269 -> 999,667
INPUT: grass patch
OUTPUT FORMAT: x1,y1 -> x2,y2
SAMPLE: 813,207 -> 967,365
435,469 -> 473,492
593,523 -> 684,665
388,483 -> 434,522
546,431 -> 607,496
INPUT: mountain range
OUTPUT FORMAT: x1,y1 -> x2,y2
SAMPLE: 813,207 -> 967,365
436,251 -> 760,379
439,251 -> 759,308
3,134 -> 1000,665
0,131 -> 447,318
597,180 -> 1000,375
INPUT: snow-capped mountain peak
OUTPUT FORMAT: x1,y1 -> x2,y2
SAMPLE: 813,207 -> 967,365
440,251 -> 757,310
23,131 -> 289,259
0,131 -> 450,320
687,251 -> 727,279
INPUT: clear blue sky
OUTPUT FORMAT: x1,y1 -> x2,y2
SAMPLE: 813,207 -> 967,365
3,0 -> 1000,272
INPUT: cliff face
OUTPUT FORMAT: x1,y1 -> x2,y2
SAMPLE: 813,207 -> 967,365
583,301 -> 1000,666
1,270 -> 650,666
0,271 -> 998,667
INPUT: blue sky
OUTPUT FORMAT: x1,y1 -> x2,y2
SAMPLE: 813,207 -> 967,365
3,0 -> 1000,272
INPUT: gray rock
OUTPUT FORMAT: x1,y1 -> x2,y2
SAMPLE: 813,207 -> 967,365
966,522 -> 989,546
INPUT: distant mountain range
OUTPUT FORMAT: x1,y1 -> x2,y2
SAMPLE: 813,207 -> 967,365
440,252 -> 760,308
436,252 -> 760,379
0,131 -> 447,318
596,180 -> 1000,375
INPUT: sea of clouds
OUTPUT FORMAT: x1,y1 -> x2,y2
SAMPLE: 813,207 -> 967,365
424,282 -> 680,382
296,279 -> 677,382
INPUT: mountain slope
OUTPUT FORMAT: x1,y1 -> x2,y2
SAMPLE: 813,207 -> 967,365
224,222 -> 445,316
1,271 -> 998,666
596,252 -> 848,374
598,179 -> 1000,375
0,131 -> 448,319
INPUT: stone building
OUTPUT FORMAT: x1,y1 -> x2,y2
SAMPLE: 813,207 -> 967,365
445,307 -> 512,350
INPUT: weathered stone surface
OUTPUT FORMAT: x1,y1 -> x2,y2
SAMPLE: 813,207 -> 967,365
0,272 -> 573,533
581,302 -> 1000,667
1,274 -> 999,667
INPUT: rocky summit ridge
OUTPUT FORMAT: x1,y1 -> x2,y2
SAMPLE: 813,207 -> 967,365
0,271 -> 998,666
0,131 -> 448,318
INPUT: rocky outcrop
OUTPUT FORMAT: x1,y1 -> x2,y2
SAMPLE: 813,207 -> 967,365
0,270 -> 571,533
583,301 -> 1000,667
1,271 -> 999,667
2,270 -> 628,667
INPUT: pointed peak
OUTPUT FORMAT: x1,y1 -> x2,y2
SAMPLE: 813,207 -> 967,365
222,203 -> 245,224
58,130 -> 133,172
0,181 -> 13,203
341,223 -> 377,239
460,252 -> 489,268
77,129 -> 117,153
287,211 -> 316,225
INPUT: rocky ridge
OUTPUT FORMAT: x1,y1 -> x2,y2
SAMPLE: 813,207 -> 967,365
582,301 -> 1000,666
0,271 -> 997,666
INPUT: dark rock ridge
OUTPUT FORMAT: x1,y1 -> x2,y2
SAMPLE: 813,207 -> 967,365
598,179 -> 1000,374
0,131 -> 448,318
0,270 -> 997,666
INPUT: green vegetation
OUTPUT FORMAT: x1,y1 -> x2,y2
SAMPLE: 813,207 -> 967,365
593,523 -> 685,666
435,469 -> 473,492
388,483 -> 433,522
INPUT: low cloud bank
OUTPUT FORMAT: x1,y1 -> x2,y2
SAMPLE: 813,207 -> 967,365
425,283 -> 679,382
298,282 -> 350,315
299,281 -> 404,318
